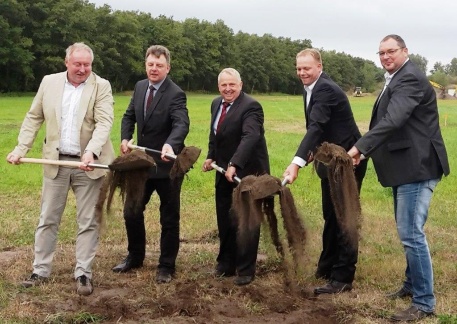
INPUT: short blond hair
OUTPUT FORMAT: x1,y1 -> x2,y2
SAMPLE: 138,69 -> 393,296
296,48 -> 322,64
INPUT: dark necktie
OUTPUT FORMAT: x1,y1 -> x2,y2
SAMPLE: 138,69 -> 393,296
146,85 -> 155,112
216,102 -> 230,133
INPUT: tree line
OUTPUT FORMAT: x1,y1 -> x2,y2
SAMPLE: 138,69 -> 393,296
1,0 -> 455,94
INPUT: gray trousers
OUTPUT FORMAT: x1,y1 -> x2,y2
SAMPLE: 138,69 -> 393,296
32,165 -> 102,279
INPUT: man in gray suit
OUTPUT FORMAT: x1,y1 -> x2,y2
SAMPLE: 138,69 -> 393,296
7,42 -> 115,296
348,34 -> 449,321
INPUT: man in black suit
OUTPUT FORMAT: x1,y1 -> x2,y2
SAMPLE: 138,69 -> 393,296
112,45 -> 190,284
348,35 -> 449,321
202,68 -> 269,286
283,48 -> 367,294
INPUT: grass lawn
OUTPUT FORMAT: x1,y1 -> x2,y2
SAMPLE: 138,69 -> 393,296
0,93 -> 456,323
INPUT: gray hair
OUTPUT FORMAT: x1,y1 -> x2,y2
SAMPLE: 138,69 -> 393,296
65,42 -> 94,62
218,68 -> 242,83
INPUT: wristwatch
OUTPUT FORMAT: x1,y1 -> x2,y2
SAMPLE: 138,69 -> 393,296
228,161 -> 237,169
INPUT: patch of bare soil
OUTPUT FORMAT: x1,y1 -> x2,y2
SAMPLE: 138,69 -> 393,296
0,243 -> 351,324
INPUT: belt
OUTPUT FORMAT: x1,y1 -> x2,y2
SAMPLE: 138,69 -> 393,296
59,154 -> 80,159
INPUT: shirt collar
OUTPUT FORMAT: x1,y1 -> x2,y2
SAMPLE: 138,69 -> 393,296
65,75 -> 87,87
385,58 -> 409,85
149,78 -> 165,90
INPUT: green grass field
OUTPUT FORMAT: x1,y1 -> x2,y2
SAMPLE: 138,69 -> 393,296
0,94 -> 456,322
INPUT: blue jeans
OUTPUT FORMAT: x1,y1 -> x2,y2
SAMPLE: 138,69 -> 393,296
393,178 -> 440,313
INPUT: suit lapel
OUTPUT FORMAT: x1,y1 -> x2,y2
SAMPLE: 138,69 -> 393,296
144,77 -> 169,122
217,93 -> 242,134
211,99 -> 221,128
77,73 -> 96,130
53,72 -> 67,130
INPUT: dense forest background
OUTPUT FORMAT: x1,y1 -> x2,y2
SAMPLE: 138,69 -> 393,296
1,0 -> 456,93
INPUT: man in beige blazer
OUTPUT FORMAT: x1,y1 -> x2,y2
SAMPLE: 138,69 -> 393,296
6,42 -> 114,296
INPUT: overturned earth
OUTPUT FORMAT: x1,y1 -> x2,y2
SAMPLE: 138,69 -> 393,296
0,230 -> 354,324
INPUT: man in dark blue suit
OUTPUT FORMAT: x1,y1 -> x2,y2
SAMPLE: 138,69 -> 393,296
349,34 -> 449,321
112,45 -> 190,284
202,68 -> 270,286
283,48 -> 367,294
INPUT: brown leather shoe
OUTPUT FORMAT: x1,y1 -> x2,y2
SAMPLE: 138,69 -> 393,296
391,306 -> 433,321
386,287 -> 413,300
314,280 -> 352,294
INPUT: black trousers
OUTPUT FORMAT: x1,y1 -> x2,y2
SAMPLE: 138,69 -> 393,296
316,159 -> 367,283
123,176 -> 183,273
215,178 -> 260,277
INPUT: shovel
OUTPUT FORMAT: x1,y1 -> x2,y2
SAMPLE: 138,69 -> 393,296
210,162 -> 290,199
127,139 -> 201,179
210,162 -> 242,183
18,150 -> 156,172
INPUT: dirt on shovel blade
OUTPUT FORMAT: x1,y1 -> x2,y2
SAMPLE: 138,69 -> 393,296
96,151 -> 156,226
109,150 -> 156,171
314,142 -> 361,251
170,146 -> 202,179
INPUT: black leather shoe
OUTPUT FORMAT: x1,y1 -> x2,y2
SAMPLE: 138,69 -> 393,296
215,268 -> 236,277
112,256 -> 143,273
391,306 -> 433,321
386,287 -> 413,300
314,270 -> 330,280
156,270 -> 173,284
314,280 -> 352,294
234,275 -> 254,286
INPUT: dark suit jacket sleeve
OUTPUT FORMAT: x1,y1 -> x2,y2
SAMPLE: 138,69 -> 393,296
165,90 -> 189,151
355,72 -> 423,156
230,100 -> 264,168
206,99 -> 218,160
295,84 -> 334,159
121,82 -> 140,141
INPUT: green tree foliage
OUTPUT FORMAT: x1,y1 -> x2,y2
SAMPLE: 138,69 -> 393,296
409,53 -> 428,74
445,58 -> 457,77
0,0 -> 34,91
430,71 -> 450,88
0,0 -> 401,94
431,62 -> 446,74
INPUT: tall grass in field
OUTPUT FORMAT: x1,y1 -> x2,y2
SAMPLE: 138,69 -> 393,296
1,93 -> 456,320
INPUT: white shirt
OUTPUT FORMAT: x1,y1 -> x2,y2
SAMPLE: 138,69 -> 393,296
292,73 -> 322,167
378,58 -> 409,101
59,79 -> 86,155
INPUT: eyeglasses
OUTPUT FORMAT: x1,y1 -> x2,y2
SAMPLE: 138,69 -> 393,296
377,47 -> 404,57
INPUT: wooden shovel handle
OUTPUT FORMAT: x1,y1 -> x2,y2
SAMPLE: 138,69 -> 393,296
18,158 -> 110,169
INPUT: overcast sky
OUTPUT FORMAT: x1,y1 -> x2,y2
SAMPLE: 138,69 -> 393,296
89,0 -> 456,73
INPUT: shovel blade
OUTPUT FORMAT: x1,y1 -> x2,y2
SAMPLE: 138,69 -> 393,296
109,150 -> 156,171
